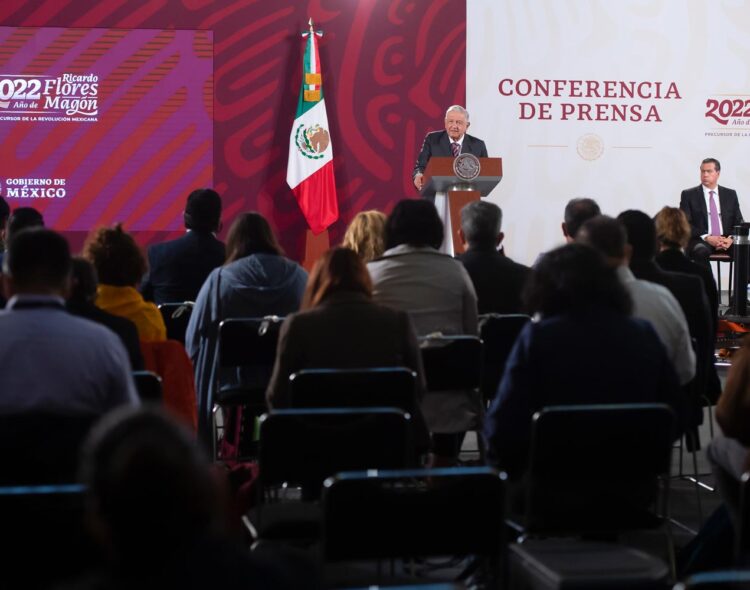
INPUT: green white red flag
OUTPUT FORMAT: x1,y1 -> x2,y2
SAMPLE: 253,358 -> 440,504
286,19 -> 338,235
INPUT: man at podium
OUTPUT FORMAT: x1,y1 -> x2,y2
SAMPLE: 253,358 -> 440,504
412,105 -> 488,192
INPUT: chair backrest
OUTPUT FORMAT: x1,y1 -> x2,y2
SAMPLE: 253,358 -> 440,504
217,317 -> 283,389
0,413 -> 98,485
258,408 -> 411,500
419,335 -> 482,391
322,467 -> 506,562
525,403 -> 675,534
288,367 -> 417,413
675,569 -> 750,589
737,472 -> 750,564
133,370 -> 163,402
0,484 -> 95,585
157,302 -> 194,344
478,314 -> 530,402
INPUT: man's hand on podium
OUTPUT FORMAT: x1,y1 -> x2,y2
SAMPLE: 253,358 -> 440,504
413,173 -> 424,191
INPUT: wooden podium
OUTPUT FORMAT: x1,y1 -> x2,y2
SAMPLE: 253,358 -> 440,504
419,157 -> 502,255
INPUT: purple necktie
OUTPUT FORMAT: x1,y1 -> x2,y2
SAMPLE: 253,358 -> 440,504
709,190 -> 721,235
451,142 -> 460,157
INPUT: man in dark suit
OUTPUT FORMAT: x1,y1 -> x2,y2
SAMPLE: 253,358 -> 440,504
456,200 -> 529,314
618,209 -> 715,424
679,158 -> 743,266
141,189 -> 225,304
412,105 -> 488,191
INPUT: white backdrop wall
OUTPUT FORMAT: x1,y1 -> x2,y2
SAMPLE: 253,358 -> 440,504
467,0 -> 750,267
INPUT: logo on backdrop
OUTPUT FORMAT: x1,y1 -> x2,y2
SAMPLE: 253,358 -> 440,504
0,74 -> 99,122
294,123 -> 330,159
704,96 -> 750,138
497,78 -> 682,123
0,177 -> 67,199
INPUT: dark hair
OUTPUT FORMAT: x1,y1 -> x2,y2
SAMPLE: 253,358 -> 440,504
576,215 -> 627,260
80,407 -> 224,564
617,209 -> 656,261
654,206 -> 690,249
4,228 -> 71,291
69,257 -> 98,304
224,212 -> 283,264
524,243 -> 631,317
702,158 -> 721,172
563,198 -> 600,239
385,199 -> 443,250
302,247 -> 372,310
83,224 -> 147,287
184,188 -> 221,232
460,200 -> 502,250
0,196 -> 10,228
7,207 -> 44,240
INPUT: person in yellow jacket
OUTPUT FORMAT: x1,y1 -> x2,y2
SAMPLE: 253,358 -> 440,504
83,224 -> 166,342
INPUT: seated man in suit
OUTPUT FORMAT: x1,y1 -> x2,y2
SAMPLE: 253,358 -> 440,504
457,200 -> 530,314
679,157 -> 743,266
141,188 -> 225,304
412,105 -> 488,191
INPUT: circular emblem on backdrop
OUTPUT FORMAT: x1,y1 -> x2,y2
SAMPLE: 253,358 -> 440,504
294,123 -> 330,159
453,153 -> 481,180
576,133 -> 604,161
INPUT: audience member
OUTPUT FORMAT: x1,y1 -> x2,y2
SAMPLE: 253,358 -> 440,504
141,188 -> 226,304
78,407 -> 302,589
456,200 -> 530,314
655,206 -> 719,328
0,195 -> 10,251
83,224 -> 167,342
619,210 -> 719,411
577,215 -> 696,386
0,228 -> 138,415
367,199 -> 479,462
341,209 -> 387,263
67,257 -> 144,371
265,247 -> 429,450
186,212 -> 307,428
0,206 -> 44,272
562,197 -> 600,242
484,243 -> 683,477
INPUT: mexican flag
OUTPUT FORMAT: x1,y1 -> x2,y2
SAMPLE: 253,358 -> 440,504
286,19 -> 339,235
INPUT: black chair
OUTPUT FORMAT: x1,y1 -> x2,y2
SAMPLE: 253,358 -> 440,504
0,483 -> 96,588
322,467 -> 506,587
210,316 -> 284,460
675,570 -> 750,589
133,370 -> 163,402
419,335 -> 482,392
157,301 -> 194,344
419,335 -> 484,458
0,413 -> 98,485
737,472 -> 750,565
249,407 -> 412,545
508,403 -> 676,587
289,367 -> 417,413
478,314 -> 530,404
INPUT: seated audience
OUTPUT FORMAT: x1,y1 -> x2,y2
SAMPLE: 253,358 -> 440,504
141,188 -> 226,304
577,215 -> 696,386
78,407 -> 301,589
341,209 -> 387,263
67,257 -> 144,371
265,247 -> 429,449
655,206 -> 719,329
618,209 -> 716,412
186,212 -> 307,427
0,228 -> 138,415
456,200 -> 530,314
532,197 -> 600,266
367,199 -> 479,462
0,206 -> 44,273
484,243 -> 683,476
0,195 -> 9,251
83,224 -> 167,342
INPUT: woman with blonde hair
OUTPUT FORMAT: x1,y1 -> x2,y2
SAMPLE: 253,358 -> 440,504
654,206 -> 718,324
342,210 -> 387,262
